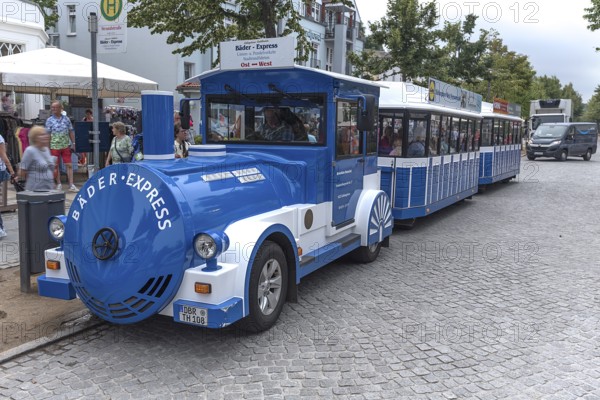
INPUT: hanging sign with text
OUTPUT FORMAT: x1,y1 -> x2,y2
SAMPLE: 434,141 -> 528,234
220,37 -> 295,71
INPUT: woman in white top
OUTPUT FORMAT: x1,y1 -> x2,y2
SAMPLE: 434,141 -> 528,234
19,126 -> 56,192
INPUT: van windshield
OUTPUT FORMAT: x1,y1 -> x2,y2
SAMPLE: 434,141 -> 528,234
532,125 -> 567,139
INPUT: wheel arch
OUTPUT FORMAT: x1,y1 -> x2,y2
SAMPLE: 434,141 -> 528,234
243,224 -> 298,316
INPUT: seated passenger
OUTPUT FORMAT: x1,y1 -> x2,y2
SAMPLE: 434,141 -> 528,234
260,108 -> 292,141
379,126 -> 393,154
389,137 -> 402,156
278,108 -> 308,141
407,136 -> 426,157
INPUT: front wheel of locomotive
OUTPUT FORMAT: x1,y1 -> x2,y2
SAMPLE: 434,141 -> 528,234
238,240 -> 288,332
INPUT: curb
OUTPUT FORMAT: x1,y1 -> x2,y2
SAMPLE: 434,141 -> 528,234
0,309 -> 103,364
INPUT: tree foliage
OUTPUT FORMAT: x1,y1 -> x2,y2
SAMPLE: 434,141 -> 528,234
348,0 -> 438,82
530,75 -> 562,99
561,83 -> 584,121
31,0 -> 59,30
584,0 -> 600,50
582,86 -> 600,122
128,0 -> 351,65
435,14 -> 490,85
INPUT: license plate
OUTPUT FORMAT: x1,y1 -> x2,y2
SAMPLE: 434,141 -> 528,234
534,152 -> 543,156
178,305 -> 208,326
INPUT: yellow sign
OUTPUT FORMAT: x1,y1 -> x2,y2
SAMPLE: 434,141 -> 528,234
100,0 -> 123,22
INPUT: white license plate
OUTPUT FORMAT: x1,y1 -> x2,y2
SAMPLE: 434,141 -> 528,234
534,152 -> 543,156
178,305 -> 208,326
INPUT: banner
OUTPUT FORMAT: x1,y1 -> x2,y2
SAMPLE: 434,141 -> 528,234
427,78 -> 482,113
98,0 -> 127,53
220,37 -> 295,71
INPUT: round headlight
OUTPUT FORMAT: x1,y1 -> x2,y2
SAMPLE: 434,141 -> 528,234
49,217 -> 66,240
194,233 -> 217,259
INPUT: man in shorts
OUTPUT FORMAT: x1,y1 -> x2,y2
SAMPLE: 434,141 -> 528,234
45,100 -> 77,191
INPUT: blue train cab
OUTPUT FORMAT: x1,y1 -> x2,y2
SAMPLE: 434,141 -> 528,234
377,79 -> 482,224
479,100 -> 524,186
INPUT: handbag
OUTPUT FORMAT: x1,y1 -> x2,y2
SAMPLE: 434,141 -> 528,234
10,175 -> 24,192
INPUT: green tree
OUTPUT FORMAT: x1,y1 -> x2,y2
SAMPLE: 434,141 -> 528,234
584,0 -> 600,50
530,75 -> 562,99
561,83 -> 584,121
348,0 -> 438,82
31,0 -> 59,30
435,14 -> 490,85
582,86 -> 600,121
463,33 -> 535,116
127,0 -> 351,64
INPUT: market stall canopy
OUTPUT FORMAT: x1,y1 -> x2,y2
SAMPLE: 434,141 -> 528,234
0,47 -> 158,98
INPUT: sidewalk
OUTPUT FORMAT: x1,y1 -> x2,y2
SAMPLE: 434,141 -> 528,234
0,171 -> 100,359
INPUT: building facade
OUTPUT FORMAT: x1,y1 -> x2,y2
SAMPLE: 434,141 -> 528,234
0,0 -> 49,119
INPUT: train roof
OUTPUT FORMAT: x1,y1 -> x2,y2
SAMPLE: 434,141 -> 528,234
481,101 -> 524,122
186,65 -> 389,89
379,81 -> 482,119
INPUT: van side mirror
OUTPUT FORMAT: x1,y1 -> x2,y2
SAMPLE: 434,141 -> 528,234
180,99 -> 191,129
357,95 -> 377,132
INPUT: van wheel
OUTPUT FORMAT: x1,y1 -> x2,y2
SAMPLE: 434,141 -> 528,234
583,149 -> 592,161
238,241 -> 288,332
526,155 -> 536,161
558,150 -> 568,161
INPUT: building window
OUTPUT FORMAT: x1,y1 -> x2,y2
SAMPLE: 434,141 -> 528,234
0,43 -> 23,57
309,44 -> 318,68
184,62 -> 194,80
48,34 -> 60,47
68,5 -> 76,35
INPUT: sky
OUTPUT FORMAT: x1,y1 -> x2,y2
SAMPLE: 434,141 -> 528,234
354,0 -> 600,102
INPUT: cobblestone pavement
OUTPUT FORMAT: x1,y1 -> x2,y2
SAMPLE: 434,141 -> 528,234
1,157 -> 600,399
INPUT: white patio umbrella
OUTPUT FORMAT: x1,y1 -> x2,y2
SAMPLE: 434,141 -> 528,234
0,47 -> 158,98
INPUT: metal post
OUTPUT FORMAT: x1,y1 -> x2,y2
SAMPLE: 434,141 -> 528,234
89,13 -> 100,173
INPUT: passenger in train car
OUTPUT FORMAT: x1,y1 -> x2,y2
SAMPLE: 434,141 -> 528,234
337,126 -> 352,155
407,136 -> 425,157
379,126 -> 393,154
389,136 -> 402,156
260,108 -> 289,141
429,135 -> 438,155
279,108 -> 308,141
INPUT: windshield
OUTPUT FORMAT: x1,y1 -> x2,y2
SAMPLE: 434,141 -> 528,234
532,125 -> 567,139
206,94 -> 324,145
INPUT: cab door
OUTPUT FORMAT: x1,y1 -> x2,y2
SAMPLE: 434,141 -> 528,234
332,99 -> 364,227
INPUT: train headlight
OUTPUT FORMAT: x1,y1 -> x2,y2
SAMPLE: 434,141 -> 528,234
48,216 -> 67,240
194,232 -> 229,259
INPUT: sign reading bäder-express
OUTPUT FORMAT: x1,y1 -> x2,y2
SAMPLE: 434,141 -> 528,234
220,37 -> 295,71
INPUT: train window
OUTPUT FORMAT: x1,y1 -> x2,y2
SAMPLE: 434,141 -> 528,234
407,113 -> 426,157
430,114 -> 440,156
481,119 -> 492,146
504,121 -> 511,144
449,117 -> 459,154
473,120 -> 481,151
440,115 -> 450,155
493,119 -> 502,145
458,118 -> 468,153
206,95 -> 324,145
336,100 -> 361,158
379,116 -> 394,156
514,122 -> 521,144
466,119 -> 473,152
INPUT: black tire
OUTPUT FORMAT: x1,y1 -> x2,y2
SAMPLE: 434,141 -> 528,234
350,242 -> 382,264
526,155 -> 536,161
583,149 -> 592,161
557,150 -> 568,161
238,240 -> 288,332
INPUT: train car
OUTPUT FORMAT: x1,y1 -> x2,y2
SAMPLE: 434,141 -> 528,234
478,100 -> 523,187
37,38 -> 393,332
377,79 -> 482,225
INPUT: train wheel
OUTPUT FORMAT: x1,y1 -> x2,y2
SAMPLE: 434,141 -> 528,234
351,242 -> 382,263
583,149 -> 592,161
351,192 -> 392,263
239,240 -> 288,332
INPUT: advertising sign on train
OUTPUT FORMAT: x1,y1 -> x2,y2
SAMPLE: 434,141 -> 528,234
428,78 -> 482,113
